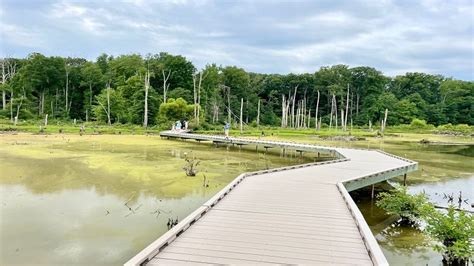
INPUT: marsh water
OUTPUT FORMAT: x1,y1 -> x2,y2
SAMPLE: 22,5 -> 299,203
0,133 -> 472,265
351,142 -> 473,265
0,134 -> 317,265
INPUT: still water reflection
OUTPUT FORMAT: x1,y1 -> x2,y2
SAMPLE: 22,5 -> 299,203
0,134 -> 316,265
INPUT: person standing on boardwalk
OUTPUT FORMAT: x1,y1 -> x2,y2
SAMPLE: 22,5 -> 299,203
224,121 -> 230,138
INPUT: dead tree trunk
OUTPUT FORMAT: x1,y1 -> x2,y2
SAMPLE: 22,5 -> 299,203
197,72 -> 202,125
344,85 -> 349,131
1,59 -> 16,110
315,90 -> 320,130
193,73 -> 197,121
55,88 -> 59,119
212,101 -> 219,124
341,109 -> 344,131
329,94 -> 334,129
65,70 -> 69,116
281,95 -> 285,127
307,109 -> 311,128
1,60 -> 5,110
291,86 -> 298,128
44,114 -> 48,127
226,87 -> 231,124
257,98 -> 260,127
143,70 -> 150,128
10,91 -> 13,122
240,98 -> 243,134
381,108 -> 388,133
162,70 -> 171,103
246,98 -> 249,124
107,84 -> 111,125
88,83 -> 93,122
334,95 -> 338,130
193,72 -> 203,125
14,89 -> 24,126
98,83 -> 112,126
356,94 -> 359,119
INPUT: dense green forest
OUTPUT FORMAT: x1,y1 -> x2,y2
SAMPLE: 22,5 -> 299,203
1,53 -> 472,128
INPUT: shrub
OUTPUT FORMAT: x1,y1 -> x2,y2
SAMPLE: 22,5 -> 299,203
376,185 -> 431,224
156,98 -> 194,127
424,206 -> 474,264
409,119 -> 432,129
436,123 -> 473,135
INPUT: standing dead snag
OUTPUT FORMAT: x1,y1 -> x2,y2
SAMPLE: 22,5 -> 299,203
143,70 -> 150,128
98,82 -> 112,125
291,86 -> 298,128
257,98 -> 260,127
193,71 -> 204,125
344,85 -> 350,131
240,98 -> 243,134
65,62 -> 70,117
315,90 -> 320,130
162,70 -> 171,103
1,58 -> 16,111
381,108 -> 388,133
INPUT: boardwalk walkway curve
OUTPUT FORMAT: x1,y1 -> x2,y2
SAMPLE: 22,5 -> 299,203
126,131 -> 418,266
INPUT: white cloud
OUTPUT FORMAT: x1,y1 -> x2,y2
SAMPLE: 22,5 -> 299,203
1,0 -> 472,80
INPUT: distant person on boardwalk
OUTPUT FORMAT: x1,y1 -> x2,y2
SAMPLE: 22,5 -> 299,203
184,120 -> 189,130
224,122 -> 230,138
176,120 -> 182,131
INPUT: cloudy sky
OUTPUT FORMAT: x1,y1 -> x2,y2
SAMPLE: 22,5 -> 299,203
1,0 -> 473,79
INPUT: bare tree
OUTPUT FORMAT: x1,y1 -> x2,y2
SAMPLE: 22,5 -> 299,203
315,90 -> 320,130
291,86 -> 298,128
143,70 -> 150,128
240,98 -> 243,133
65,62 -> 70,116
1,58 -> 16,111
307,109 -> 311,128
381,108 -> 388,133
14,88 -> 25,126
98,82 -> 112,125
281,95 -> 286,127
257,98 -> 260,127
10,91 -> 13,122
329,94 -> 336,129
193,71 -> 204,125
344,85 -> 350,131
162,70 -> 171,103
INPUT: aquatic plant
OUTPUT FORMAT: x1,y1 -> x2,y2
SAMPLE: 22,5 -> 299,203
183,154 -> 200,176
376,185 -> 431,225
424,206 -> 474,265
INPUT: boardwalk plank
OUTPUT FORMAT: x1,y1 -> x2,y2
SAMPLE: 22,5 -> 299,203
124,132 -> 417,266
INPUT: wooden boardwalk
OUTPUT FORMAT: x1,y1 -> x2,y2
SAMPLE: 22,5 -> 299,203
126,132 -> 418,266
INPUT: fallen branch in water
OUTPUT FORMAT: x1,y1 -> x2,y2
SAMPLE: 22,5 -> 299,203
434,205 -> 474,213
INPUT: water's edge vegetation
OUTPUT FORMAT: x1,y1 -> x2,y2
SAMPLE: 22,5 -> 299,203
1,129 -> 472,265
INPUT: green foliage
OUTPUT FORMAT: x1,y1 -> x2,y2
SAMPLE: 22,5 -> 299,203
424,207 -> 474,264
93,87 -> 127,124
167,87 -> 192,103
409,119 -> 433,130
1,52 -> 472,128
376,185 -> 474,263
376,186 -> 431,224
436,123 -> 473,135
156,98 -> 194,126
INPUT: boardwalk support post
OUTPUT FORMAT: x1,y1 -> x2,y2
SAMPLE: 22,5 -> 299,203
371,184 -> 375,199
403,174 -> 407,186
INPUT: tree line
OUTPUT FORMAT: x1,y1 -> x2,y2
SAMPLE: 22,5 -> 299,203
1,52 -> 472,128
